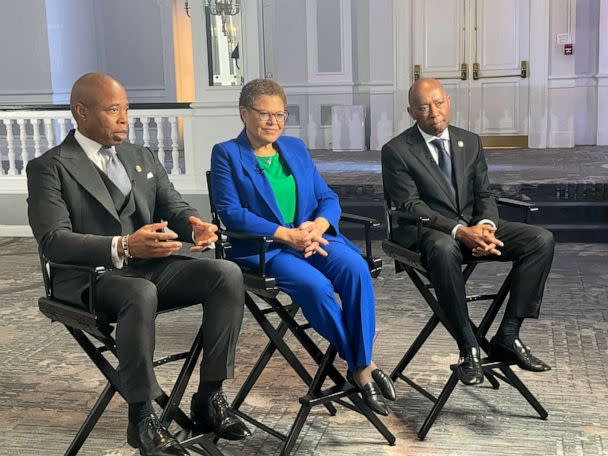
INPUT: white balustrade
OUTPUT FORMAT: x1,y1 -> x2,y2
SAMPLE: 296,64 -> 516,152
0,108 -> 192,179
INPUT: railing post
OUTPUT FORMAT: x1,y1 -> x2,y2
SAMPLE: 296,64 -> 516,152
170,116 -> 180,175
32,118 -> 42,158
142,117 -> 150,148
44,118 -> 55,149
155,116 -> 166,172
5,119 -> 17,175
128,117 -> 136,144
58,119 -> 68,143
17,119 -> 28,174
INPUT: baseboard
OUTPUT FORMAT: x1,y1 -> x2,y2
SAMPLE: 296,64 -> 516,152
0,225 -> 33,237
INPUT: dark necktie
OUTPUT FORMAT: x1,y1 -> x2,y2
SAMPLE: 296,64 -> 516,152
431,138 -> 453,187
99,147 -> 132,195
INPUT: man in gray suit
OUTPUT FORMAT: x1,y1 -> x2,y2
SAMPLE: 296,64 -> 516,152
27,73 -> 250,456
381,78 -> 554,386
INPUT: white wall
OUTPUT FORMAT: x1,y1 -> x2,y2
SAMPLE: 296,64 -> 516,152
93,0 -> 176,102
45,0 -> 100,103
0,0 -> 53,104
1,0 -> 177,105
575,0 -> 599,145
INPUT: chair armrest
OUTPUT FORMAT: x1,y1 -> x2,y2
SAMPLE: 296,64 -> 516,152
340,213 -> 381,261
46,261 -> 105,314
496,197 -> 537,210
340,213 -> 381,227
220,229 -> 274,277
387,209 -> 429,250
221,230 -> 274,243
496,197 -> 538,223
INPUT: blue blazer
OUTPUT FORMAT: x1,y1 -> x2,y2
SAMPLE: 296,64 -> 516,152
210,130 -> 360,268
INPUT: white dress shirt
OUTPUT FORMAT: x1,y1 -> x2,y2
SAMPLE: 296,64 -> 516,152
416,125 -> 496,238
74,129 -> 124,268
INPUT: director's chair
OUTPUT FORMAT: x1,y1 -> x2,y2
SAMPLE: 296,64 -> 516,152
203,171 -> 395,455
382,197 -> 549,440
37,254 -> 223,456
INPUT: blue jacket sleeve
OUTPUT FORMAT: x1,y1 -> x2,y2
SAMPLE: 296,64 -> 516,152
210,143 -> 281,236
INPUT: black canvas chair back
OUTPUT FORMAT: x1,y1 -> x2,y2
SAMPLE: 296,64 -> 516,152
37,252 -> 222,456
381,196 -> 548,440
205,171 -> 395,455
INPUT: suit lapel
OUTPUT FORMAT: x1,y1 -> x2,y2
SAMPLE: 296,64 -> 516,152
116,145 -> 150,224
59,131 -> 120,222
236,130 -> 285,224
407,126 -> 457,210
448,126 -> 467,210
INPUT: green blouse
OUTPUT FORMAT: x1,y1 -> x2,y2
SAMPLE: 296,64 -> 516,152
256,153 -> 296,224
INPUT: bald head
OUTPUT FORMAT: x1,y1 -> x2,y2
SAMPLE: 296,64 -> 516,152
408,78 -> 446,106
70,73 -> 125,118
70,72 -> 129,146
407,78 -> 451,136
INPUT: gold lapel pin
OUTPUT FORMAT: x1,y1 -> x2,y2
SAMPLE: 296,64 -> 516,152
457,141 -> 464,148
135,165 -> 143,173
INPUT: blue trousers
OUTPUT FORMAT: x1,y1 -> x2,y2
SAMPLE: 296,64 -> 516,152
266,241 -> 376,371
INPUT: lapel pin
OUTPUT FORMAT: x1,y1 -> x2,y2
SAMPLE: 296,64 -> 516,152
457,141 -> 464,148
135,165 -> 143,173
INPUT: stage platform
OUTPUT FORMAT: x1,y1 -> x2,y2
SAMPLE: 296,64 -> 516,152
311,146 -> 608,242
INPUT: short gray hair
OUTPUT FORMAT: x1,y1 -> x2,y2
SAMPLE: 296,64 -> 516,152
239,78 -> 286,108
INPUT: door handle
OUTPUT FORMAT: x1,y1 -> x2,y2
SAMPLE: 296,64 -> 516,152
472,60 -> 528,80
413,63 -> 468,81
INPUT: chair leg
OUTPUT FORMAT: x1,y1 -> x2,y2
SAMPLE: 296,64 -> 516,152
160,325 -> 205,429
231,304 -> 297,412
182,435 -> 225,456
390,314 -> 439,381
499,366 -> 548,419
280,405 -> 311,456
417,371 -> 459,440
348,393 -> 396,445
484,370 -> 500,389
280,348 -> 337,455
250,296 -> 337,416
65,382 -> 116,456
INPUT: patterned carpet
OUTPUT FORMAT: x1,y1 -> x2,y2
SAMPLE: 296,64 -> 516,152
0,238 -> 607,456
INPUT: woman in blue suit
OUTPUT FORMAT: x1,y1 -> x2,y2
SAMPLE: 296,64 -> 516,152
210,79 -> 395,415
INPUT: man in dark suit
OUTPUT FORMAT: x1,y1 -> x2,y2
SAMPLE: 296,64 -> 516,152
381,78 -> 554,386
27,73 -> 250,456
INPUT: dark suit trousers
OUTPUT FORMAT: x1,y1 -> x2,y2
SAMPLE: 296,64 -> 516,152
417,221 -> 554,349
93,255 -> 245,403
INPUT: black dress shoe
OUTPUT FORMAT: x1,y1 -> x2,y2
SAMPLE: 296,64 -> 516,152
457,347 -> 484,386
127,413 -> 190,456
371,369 -> 397,401
346,371 -> 389,416
191,392 -> 251,441
490,337 -> 551,372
